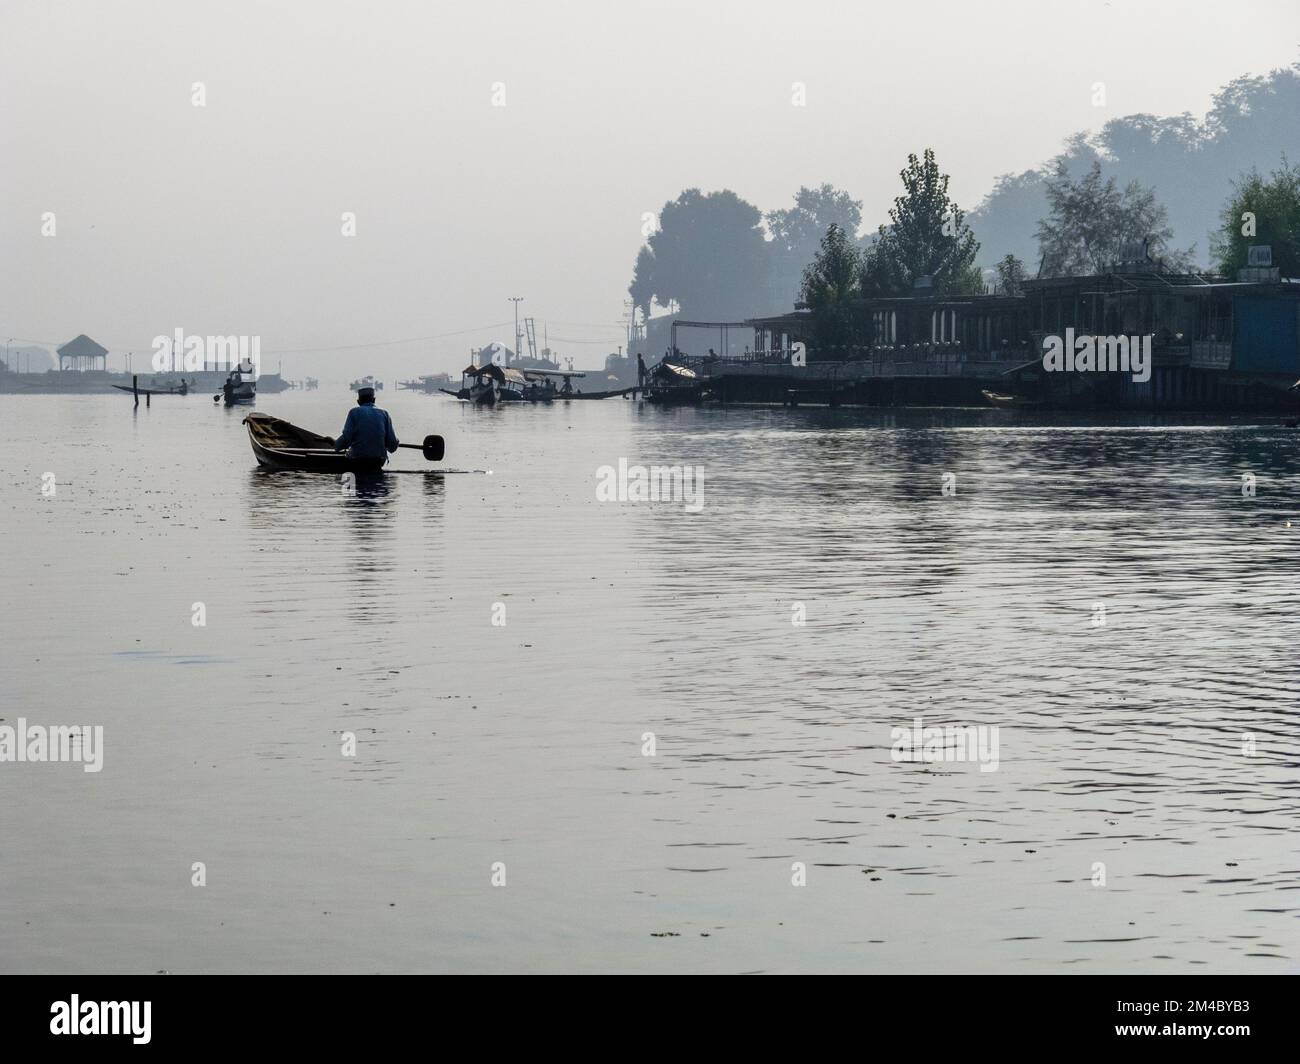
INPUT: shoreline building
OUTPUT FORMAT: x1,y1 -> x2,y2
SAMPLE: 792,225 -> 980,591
56,334 -> 109,372
648,248 -> 1300,411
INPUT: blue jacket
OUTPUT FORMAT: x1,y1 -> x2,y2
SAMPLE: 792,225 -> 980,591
334,405 -> 399,460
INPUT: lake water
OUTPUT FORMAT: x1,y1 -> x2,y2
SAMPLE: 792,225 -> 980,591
2,392 -> 1297,973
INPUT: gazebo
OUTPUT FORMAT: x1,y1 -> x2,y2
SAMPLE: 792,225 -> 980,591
57,334 -> 108,372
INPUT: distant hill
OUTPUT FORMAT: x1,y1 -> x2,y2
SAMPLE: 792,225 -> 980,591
3,345 -> 56,372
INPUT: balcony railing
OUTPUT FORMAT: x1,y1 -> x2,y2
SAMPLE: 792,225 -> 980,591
672,341 -> 1034,367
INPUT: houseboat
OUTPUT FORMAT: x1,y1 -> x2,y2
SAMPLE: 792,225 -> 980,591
445,363 -> 529,405
644,360 -> 708,405
445,364 -> 597,404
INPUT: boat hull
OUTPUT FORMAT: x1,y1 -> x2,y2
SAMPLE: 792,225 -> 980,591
981,389 -> 1042,409
111,384 -> 189,397
222,382 -> 256,406
560,387 -> 637,400
244,413 -> 387,473
441,385 -> 535,404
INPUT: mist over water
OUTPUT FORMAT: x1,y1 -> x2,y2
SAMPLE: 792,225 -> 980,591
1,393 -> 1297,973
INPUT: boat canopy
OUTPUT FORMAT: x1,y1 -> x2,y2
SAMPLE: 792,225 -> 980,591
660,362 -> 697,379
463,363 -> 528,386
519,368 -> 586,379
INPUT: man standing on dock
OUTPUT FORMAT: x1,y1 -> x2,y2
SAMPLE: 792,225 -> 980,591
331,386 -> 399,471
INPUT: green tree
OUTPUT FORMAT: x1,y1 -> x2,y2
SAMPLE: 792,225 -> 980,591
863,150 -> 980,296
1036,160 -> 1188,275
968,63 -> 1300,270
767,184 -> 863,304
994,254 -> 1026,295
1212,159 -> 1300,278
857,237 -> 890,298
798,223 -> 862,356
626,188 -> 769,321
950,263 -> 986,295
628,246 -> 656,321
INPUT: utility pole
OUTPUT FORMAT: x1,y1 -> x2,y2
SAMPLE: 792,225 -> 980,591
508,296 -> 523,366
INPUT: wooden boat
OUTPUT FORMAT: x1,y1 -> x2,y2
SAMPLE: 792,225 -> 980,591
244,412 -> 382,473
398,373 -> 453,393
558,386 -> 638,400
245,413 -> 475,476
111,381 -> 189,397
218,360 -> 257,405
448,363 -> 529,404
981,389 -> 1042,409
644,361 -> 707,405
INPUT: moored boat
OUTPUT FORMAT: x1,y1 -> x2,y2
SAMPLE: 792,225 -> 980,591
111,379 -> 191,396
981,389 -> 1042,409
444,364 -> 632,403
559,386 -> 638,400
644,361 -> 707,405
448,363 -> 529,404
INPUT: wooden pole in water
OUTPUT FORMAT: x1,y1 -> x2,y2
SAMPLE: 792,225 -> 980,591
133,374 -> 139,407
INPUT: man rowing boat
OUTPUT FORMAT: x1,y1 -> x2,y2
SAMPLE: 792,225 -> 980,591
330,386 -> 399,471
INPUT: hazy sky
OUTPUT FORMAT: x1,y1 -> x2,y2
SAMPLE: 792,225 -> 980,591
2,0 -> 1297,379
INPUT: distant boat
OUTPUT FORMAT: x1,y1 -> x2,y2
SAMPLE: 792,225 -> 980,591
349,375 -> 383,391
522,368 -> 588,399
443,364 -> 630,404
219,360 -> 257,405
111,379 -> 190,397
256,372 -> 292,394
398,373 -> 453,393
448,364 -> 529,405
559,385 -> 637,400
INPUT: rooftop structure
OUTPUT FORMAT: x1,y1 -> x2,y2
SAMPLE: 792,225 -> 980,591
56,334 -> 109,372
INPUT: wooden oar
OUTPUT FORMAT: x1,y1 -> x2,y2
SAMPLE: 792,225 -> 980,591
284,435 -> 447,461
398,435 -> 446,461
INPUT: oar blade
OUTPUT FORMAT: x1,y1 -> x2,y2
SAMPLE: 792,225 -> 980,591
422,434 -> 446,462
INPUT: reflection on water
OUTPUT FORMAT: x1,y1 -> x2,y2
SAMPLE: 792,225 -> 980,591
1,395 -> 1297,973
244,468 -> 421,635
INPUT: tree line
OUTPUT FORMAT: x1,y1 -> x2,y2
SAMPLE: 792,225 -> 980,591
628,60 -> 1300,336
